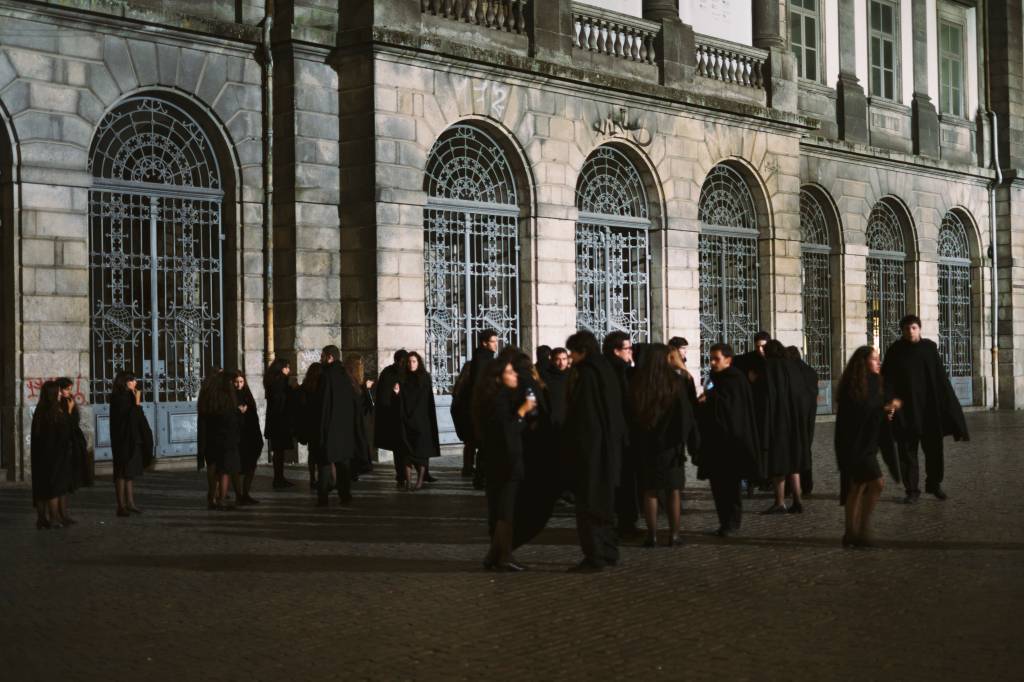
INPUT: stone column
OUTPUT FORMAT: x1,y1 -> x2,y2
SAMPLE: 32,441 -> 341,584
752,0 -> 797,112
643,0 -> 678,21
529,0 -> 573,63
910,0 -> 939,157
836,0 -> 868,143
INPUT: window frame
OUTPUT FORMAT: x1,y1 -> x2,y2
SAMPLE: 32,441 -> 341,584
937,12 -> 967,119
868,0 -> 901,102
789,0 -> 824,84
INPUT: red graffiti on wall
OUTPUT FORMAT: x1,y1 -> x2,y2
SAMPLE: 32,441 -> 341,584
24,375 -> 89,405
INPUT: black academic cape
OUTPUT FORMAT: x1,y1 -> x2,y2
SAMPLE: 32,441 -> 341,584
545,368 -> 569,428
761,357 -> 812,478
881,338 -> 969,442
263,376 -> 295,451
795,359 -> 819,454
373,364 -> 402,452
696,366 -> 761,480
482,388 -> 525,485
238,387 -> 265,472
30,411 -> 73,502
109,390 -> 146,479
628,377 -> 700,491
319,362 -> 360,465
835,375 -> 900,503
451,347 -> 495,442
207,410 -> 242,475
353,385 -> 375,474
733,350 -> 769,453
397,373 -> 441,466
511,373 -> 563,548
561,355 -> 627,519
296,385 -> 324,463
66,402 -> 88,490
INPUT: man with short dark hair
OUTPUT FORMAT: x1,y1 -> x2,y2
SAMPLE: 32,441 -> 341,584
376,349 -> 409,487
882,314 -> 969,503
546,347 -> 571,430
602,331 -> 638,538
697,343 -> 761,537
451,329 -> 499,487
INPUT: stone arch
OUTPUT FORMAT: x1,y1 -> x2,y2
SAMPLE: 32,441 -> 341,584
865,196 -> 917,353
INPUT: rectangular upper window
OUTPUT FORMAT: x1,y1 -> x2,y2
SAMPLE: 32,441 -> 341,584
789,0 -> 821,83
869,0 -> 899,100
939,19 -> 965,117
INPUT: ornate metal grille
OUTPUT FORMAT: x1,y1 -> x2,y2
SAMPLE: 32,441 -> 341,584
698,165 -> 760,379
800,190 -> 832,380
89,97 -> 223,457
424,125 -> 520,393
865,201 -> 907,353
937,211 -> 972,403
575,147 -> 651,341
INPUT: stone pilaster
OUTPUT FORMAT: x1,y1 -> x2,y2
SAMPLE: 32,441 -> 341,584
910,0 -> 939,157
836,0 -> 868,144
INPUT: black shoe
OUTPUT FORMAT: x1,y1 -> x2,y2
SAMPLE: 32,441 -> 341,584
642,534 -> 657,548
424,473 -> 438,483
788,500 -> 804,514
309,478 -> 317,490
760,504 -> 788,515
714,526 -> 731,538
116,507 -> 130,517
567,559 -> 603,573
667,534 -> 683,548
482,555 -> 496,571
926,486 -> 948,501
497,560 -> 528,572
902,493 -> 920,504
36,517 -> 51,530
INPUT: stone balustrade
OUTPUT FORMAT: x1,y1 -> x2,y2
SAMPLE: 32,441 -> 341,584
570,3 -> 658,65
694,34 -> 767,90
420,0 -> 528,34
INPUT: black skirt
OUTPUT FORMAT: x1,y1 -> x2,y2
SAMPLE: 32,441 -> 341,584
638,447 -> 685,491
487,479 -> 520,527
840,449 -> 883,484
113,445 -> 144,480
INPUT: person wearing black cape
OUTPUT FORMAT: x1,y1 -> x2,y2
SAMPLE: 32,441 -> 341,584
318,345 -> 361,506
451,330 -> 498,486
206,372 -> 242,510
835,346 -> 902,547
231,370 -> 264,505
696,344 -> 761,537
30,380 -> 74,529
475,356 -> 537,571
109,370 -> 149,517
786,346 -> 819,496
56,377 -> 87,524
882,314 -> 969,503
344,353 -> 375,480
731,331 -> 771,496
395,351 -> 441,490
197,369 -> 223,509
375,349 -> 408,488
562,330 -> 627,572
296,362 -> 324,495
603,331 -> 638,539
760,340 -> 810,514
263,358 -> 298,489
629,343 -> 699,547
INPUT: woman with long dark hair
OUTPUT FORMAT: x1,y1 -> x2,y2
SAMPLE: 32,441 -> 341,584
835,346 -> 901,547
206,372 -> 242,509
474,358 -> 536,571
197,369 -> 223,509
296,362 -> 324,496
629,343 -> 698,547
263,358 -> 297,489
109,370 -> 146,516
31,380 -> 74,528
394,351 -> 440,490
231,370 -> 264,505
56,377 -> 87,524
344,353 -> 374,480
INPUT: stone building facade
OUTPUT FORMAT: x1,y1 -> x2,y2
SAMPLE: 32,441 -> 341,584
1,0 -> 1023,478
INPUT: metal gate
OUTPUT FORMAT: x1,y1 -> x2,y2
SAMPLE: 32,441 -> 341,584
937,211 -> 972,405
575,146 -> 651,342
865,201 -> 907,354
698,165 -> 760,380
800,189 -> 833,413
423,125 -> 520,393
89,97 -> 224,459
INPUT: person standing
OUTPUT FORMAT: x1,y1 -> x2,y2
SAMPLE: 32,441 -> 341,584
562,330 -> 627,572
545,347 -> 571,432
451,330 -> 498,485
786,346 -> 820,497
263,358 -> 297,490
395,351 -> 441,490
109,370 -> 147,517
296,362 -> 325,493
759,340 -> 809,514
375,349 -> 408,488
197,369 -> 223,508
231,371 -> 264,505
629,344 -> 699,547
602,331 -> 637,539
696,344 -> 761,537
206,372 -> 242,510
835,346 -> 902,547
475,358 -> 536,571
882,315 -> 969,503
30,380 -> 74,529
56,377 -> 87,525
344,353 -> 375,481
318,345 -> 361,507
669,336 -> 701,400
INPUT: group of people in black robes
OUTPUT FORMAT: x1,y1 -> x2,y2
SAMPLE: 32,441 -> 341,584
30,378 -> 90,528
197,368 -> 264,510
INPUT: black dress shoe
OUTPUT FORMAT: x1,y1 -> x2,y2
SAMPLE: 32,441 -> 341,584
788,500 -> 804,514
116,507 -> 130,517
902,493 -> 919,504
424,473 -> 438,483
926,486 -> 948,500
497,561 -> 527,572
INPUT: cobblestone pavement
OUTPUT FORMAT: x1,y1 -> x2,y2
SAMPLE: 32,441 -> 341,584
2,412 -> 1023,681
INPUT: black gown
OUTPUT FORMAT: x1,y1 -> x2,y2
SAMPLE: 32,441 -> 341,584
373,364 -> 402,452
109,390 -> 145,480
881,338 -> 969,442
696,366 -> 761,481
297,386 -> 324,465
834,374 -> 900,504
238,389 -> 264,473
629,378 -> 698,491
66,402 -> 88,490
353,385 -> 375,475
264,376 -> 295,452
319,362 -> 360,466
511,373 -> 562,548
450,347 -> 496,444
397,373 -> 441,467
207,410 -> 242,475
761,357 -> 812,478
30,411 -> 73,502
483,389 -> 525,532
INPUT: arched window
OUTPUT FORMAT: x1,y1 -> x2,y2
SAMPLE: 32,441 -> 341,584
800,188 -> 833,411
938,210 -> 973,405
89,96 -> 224,458
423,124 -> 520,392
575,146 -> 651,341
865,200 -> 907,353
698,164 -> 760,378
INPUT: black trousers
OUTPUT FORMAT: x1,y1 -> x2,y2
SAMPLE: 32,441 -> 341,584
319,460 -> 352,500
575,509 -> 619,567
614,456 -> 639,530
709,475 -> 743,530
898,433 -> 944,495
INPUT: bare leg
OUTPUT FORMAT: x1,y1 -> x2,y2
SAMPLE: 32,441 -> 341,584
243,472 -> 255,499
115,478 -> 126,511
789,473 -> 803,505
35,500 -> 49,527
857,477 -> 884,544
218,474 -> 231,505
231,474 -> 243,501
642,491 -> 658,542
844,481 -> 865,544
125,480 -> 138,511
773,477 -> 786,507
47,498 -> 62,526
666,490 -> 681,540
59,495 -> 72,524
206,467 -> 218,505
414,465 -> 425,490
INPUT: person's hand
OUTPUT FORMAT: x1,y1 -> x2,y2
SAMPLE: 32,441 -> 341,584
392,384 -> 400,395
697,394 -> 707,404
365,379 -> 375,390
239,404 -> 248,414
517,396 -> 536,418
884,399 -> 901,420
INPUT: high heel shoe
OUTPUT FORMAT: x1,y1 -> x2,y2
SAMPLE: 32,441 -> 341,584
116,507 -> 130,518
36,517 -> 51,530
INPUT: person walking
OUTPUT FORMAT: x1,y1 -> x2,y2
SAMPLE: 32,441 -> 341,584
263,358 -> 298,489
562,330 -> 627,572
109,370 -> 148,517
451,330 -> 498,486
696,344 -> 760,537
318,345 -> 361,507
206,372 -> 242,510
786,346 -> 819,497
231,370 -> 264,505
882,315 -> 969,503
628,343 -> 699,547
30,380 -> 74,529
375,349 -> 407,488
835,346 -> 902,547
395,351 -> 441,490
603,331 -> 638,539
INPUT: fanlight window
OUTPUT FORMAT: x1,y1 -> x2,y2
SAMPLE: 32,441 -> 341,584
865,200 -> 907,353
937,210 -> 972,404
799,189 -> 833,389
